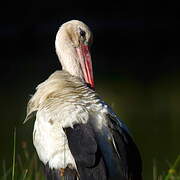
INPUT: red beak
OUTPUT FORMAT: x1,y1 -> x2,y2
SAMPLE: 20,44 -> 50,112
76,44 -> 94,88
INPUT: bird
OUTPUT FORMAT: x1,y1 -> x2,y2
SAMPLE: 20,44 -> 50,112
24,20 -> 142,180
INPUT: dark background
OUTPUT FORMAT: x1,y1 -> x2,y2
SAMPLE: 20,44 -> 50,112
0,1 -> 179,179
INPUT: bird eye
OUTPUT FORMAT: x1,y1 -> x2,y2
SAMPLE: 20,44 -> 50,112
79,28 -> 86,38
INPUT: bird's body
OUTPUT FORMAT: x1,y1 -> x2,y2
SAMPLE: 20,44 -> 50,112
25,20 -> 142,180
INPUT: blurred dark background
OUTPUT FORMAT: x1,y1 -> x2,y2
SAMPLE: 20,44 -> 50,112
0,0 -> 179,179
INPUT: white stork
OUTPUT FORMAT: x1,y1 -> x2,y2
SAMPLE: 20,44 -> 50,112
25,20 -> 142,180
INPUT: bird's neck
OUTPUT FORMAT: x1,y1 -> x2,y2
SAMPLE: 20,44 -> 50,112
55,31 -> 85,82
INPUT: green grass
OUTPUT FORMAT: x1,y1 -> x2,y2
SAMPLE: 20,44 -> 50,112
12,128 -> 16,180
1,129 -> 180,180
1,129 -> 43,180
153,155 -> 180,180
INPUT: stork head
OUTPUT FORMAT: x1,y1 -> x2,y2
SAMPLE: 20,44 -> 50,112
55,20 -> 94,88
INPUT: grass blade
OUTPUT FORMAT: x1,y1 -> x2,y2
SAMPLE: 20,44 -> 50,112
2,160 -> 7,180
12,128 -> 16,180
22,169 -> 28,180
153,159 -> 157,180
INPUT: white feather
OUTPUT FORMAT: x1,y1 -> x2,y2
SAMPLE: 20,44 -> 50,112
33,109 -> 77,169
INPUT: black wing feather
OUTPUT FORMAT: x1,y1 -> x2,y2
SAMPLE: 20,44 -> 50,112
108,115 -> 143,180
44,116 -> 142,180
64,123 -> 107,180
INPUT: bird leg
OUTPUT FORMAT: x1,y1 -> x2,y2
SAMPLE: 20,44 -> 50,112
59,164 -> 78,178
59,168 -> 65,176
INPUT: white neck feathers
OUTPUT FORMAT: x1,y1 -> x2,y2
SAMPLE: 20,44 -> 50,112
55,25 -> 84,81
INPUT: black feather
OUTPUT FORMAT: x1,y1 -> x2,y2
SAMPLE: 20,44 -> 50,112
64,123 -> 107,180
44,117 -> 142,180
108,115 -> 143,180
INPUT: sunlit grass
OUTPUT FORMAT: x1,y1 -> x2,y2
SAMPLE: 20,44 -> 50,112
1,129 -> 43,180
12,128 -> 16,180
1,129 -> 180,180
153,155 -> 180,180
